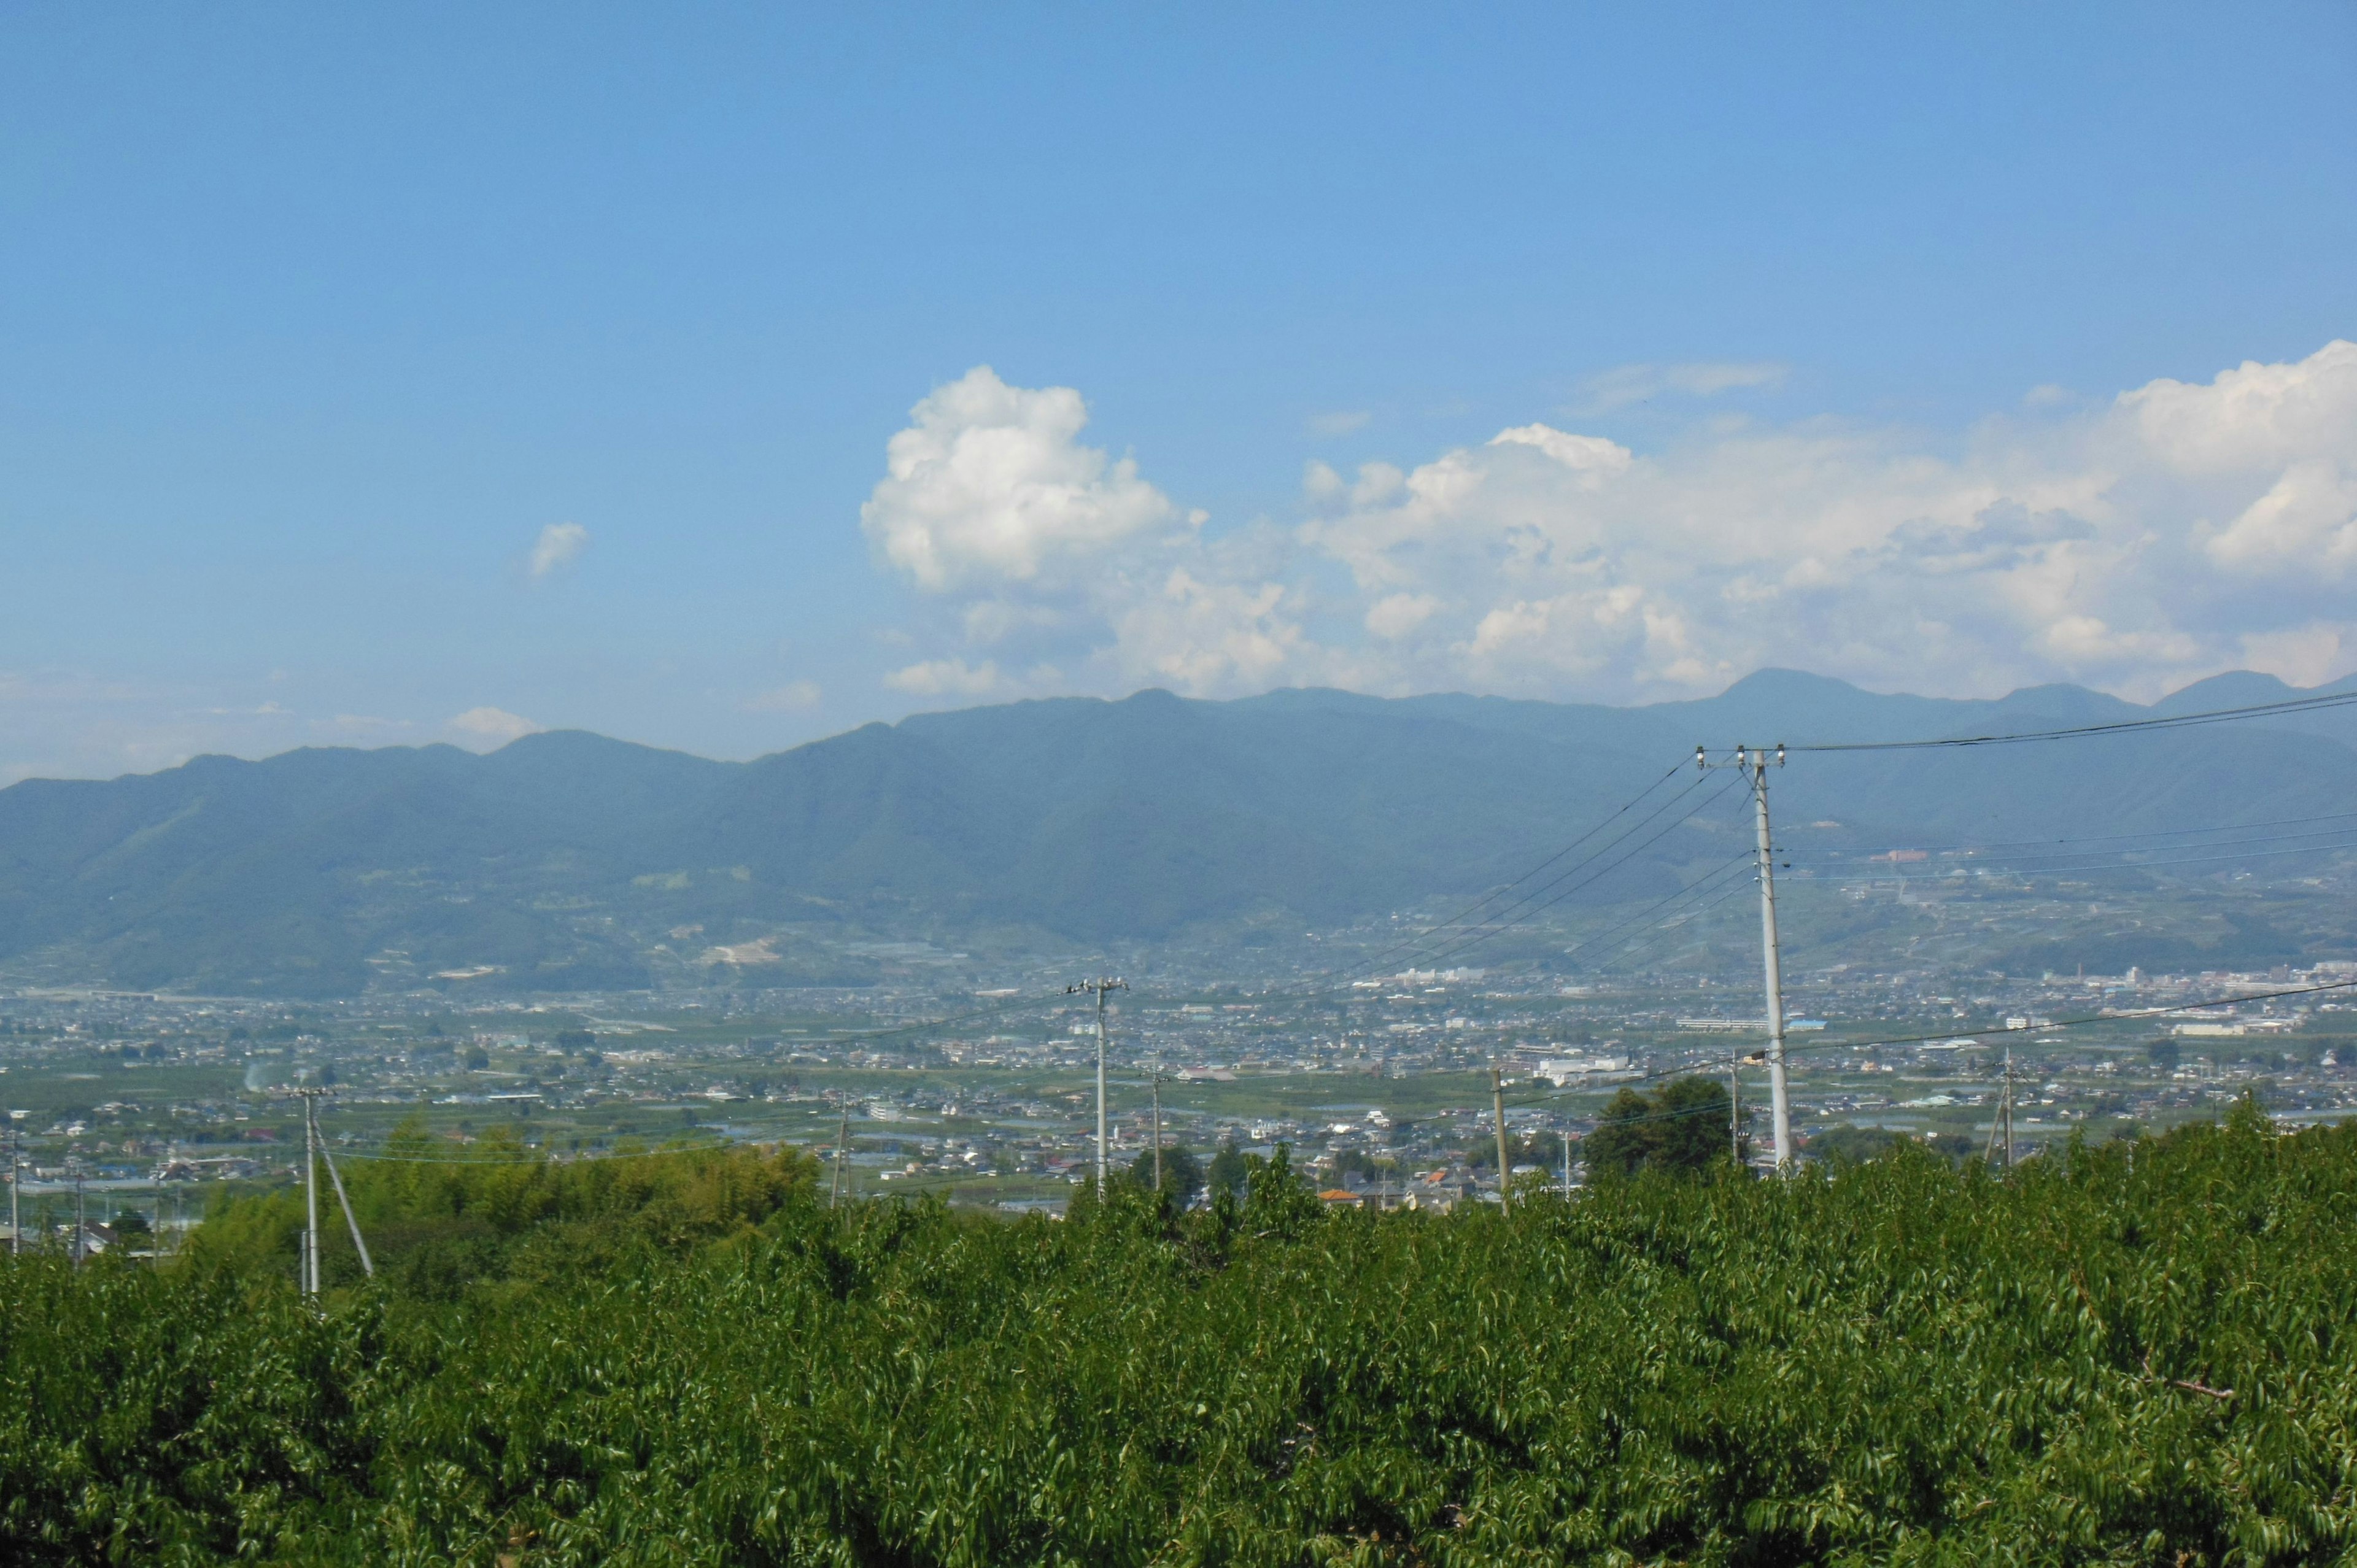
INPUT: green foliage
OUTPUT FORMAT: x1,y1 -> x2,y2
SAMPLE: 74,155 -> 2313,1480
1585,1074 -> 1736,1178
10,1117 -> 2357,1561
179,1121 -> 817,1294
1124,1139 -> 1204,1204
1808,1121 -> 1908,1165
1207,1137 -> 1249,1199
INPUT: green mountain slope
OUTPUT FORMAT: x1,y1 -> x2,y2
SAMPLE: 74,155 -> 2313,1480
0,669 -> 2350,994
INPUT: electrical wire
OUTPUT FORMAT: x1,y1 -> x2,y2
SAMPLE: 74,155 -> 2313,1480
1554,849 -> 1757,970
1785,686 -> 2357,752
1302,759 -> 1695,987
1806,808 -> 2357,860
1387,774 -> 1749,980
1261,764 -> 1720,1002
1495,973 -> 2357,1120
1792,833 -> 2357,886
1583,875 -> 1761,973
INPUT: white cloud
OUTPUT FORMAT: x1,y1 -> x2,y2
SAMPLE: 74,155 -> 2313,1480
1112,570 -> 1306,693
1573,360 -> 1787,414
1487,424 -> 1635,484
883,657 -> 1002,697
528,522 -> 590,579
1365,592 -> 1441,640
745,680 -> 822,713
447,707 -> 540,746
861,366 -> 1180,592
2204,458 -> 2357,574
861,342 -> 2357,709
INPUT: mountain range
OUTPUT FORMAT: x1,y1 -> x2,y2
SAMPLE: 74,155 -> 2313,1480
1,667 -> 2351,997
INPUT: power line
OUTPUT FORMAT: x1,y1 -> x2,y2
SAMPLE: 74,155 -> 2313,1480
1582,876 -> 1761,974
1264,762 -> 1709,1000
1371,773 -> 1750,985
1560,851 -> 1758,971
1794,834 -> 2357,885
1788,686 -> 2357,753
1299,760 -> 1696,989
1806,808 -> 2357,859
1498,973 -> 2357,1118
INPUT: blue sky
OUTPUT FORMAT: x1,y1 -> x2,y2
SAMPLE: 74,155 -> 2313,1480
3,2 -> 2353,780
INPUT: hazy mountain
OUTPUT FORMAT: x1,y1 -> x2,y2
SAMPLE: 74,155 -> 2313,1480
1,668 -> 2350,996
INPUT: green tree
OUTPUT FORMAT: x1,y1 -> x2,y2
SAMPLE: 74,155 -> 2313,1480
1206,1138 -> 1248,1199
1126,1140 -> 1204,1203
1586,1077 -> 1735,1178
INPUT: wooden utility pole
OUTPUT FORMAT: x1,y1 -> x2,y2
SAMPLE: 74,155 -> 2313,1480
1491,1067 -> 1512,1215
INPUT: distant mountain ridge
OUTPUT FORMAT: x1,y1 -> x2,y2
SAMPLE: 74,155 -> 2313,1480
1,668 -> 2351,996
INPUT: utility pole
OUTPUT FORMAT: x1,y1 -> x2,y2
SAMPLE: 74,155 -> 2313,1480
72,1171 -> 85,1267
299,1088 -> 322,1300
830,1106 -> 850,1209
7,1120 -> 18,1257
1699,744 -> 1792,1170
1490,1066 -> 1512,1215
1986,1049 -> 2016,1170
1150,1061 -> 1164,1194
1069,979 -> 1127,1194
1560,1122 -> 1573,1199
1730,1051 -> 1744,1166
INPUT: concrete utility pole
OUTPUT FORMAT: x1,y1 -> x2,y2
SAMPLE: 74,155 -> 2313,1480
7,1120 -> 18,1257
1069,979 -> 1128,1194
1730,1051 -> 1744,1165
1986,1049 -> 2016,1170
1150,1062 -> 1164,1194
1699,744 -> 1793,1170
300,1089 -> 322,1299
830,1106 -> 850,1209
1491,1066 -> 1512,1214
72,1172 -> 85,1267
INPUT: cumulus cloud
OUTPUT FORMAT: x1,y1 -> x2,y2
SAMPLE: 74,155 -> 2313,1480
448,707 -> 540,746
861,366 -> 1182,592
528,522 -> 590,579
883,657 -> 1002,697
1572,360 -> 1787,414
745,680 -> 823,713
859,343 -> 2357,709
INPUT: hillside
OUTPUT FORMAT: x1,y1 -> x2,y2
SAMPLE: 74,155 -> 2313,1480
0,668 -> 2351,995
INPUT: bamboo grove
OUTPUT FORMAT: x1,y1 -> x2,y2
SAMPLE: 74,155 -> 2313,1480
6,1107 -> 2357,1565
